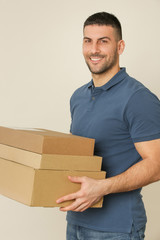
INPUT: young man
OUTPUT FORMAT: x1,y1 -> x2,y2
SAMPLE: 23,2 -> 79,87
57,12 -> 160,239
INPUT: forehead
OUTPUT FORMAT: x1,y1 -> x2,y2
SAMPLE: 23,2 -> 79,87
83,24 -> 116,40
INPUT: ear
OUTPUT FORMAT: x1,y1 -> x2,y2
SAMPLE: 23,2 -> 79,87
117,40 -> 125,55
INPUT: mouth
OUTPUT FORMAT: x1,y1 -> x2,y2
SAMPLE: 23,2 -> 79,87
89,56 -> 104,64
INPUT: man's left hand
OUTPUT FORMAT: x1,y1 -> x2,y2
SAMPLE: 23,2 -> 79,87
56,176 -> 105,212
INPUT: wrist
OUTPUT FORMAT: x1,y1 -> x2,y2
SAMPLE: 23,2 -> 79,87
98,178 -> 113,196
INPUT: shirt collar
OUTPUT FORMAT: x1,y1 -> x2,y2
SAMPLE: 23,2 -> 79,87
88,68 -> 128,91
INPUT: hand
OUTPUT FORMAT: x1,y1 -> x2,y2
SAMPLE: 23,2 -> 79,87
56,176 -> 105,212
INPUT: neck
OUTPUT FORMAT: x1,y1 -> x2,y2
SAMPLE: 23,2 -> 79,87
92,65 -> 120,87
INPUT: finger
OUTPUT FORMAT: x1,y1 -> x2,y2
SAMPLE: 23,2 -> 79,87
68,176 -> 84,183
72,202 -> 89,212
56,192 -> 78,204
74,199 -> 99,212
57,176 -> 84,203
59,198 -> 82,212
80,205 -> 90,212
81,201 -> 96,212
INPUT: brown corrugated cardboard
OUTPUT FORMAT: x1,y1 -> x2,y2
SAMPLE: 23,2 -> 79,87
0,158 -> 106,207
0,144 -> 102,171
0,126 -> 95,156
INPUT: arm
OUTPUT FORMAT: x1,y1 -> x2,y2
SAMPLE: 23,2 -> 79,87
103,138 -> 160,194
57,138 -> 160,212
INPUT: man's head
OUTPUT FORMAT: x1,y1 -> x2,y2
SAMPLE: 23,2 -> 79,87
83,12 -> 125,77
83,12 -> 122,41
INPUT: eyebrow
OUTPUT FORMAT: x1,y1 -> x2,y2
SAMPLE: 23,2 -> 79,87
83,36 -> 111,41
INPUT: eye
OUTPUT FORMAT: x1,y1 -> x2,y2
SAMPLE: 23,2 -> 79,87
100,40 -> 108,44
84,39 -> 91,43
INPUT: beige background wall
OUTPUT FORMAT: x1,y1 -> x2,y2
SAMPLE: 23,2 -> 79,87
0,0 -> 160,239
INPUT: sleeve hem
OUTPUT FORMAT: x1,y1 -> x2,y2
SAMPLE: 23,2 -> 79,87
132,133 -> 160,143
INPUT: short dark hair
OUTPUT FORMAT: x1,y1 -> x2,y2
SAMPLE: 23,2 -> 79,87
83,12 -> 122,41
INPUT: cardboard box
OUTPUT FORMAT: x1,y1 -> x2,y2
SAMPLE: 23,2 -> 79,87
0,126 -> 95,156
0,144 -> 102,171
0,158 -> 106,207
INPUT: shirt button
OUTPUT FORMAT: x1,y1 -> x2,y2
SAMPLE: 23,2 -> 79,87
92,97 -> 95,100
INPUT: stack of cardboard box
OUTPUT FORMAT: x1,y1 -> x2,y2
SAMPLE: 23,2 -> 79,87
0,126 -> 106,208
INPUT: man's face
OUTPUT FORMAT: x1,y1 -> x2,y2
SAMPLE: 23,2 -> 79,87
83,25 -> 120,75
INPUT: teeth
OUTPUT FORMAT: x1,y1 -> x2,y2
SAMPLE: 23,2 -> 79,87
90,58 -> 102,61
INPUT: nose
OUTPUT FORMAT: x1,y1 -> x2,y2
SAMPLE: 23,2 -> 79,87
90,42 -> 100,55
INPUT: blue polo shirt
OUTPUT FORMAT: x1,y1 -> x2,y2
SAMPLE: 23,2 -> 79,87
66,68 -> 160,233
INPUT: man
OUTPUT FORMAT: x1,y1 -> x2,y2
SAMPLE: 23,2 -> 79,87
57,12 -> 160,239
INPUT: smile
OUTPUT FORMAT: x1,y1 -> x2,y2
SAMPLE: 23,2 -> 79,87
89,57 -> 104,63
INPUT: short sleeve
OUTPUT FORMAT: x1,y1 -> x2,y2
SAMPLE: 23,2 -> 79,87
124,89 -> 160,143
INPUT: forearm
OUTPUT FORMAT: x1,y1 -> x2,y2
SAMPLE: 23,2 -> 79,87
57,140 -> 160,212
101,157 -> 160,196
